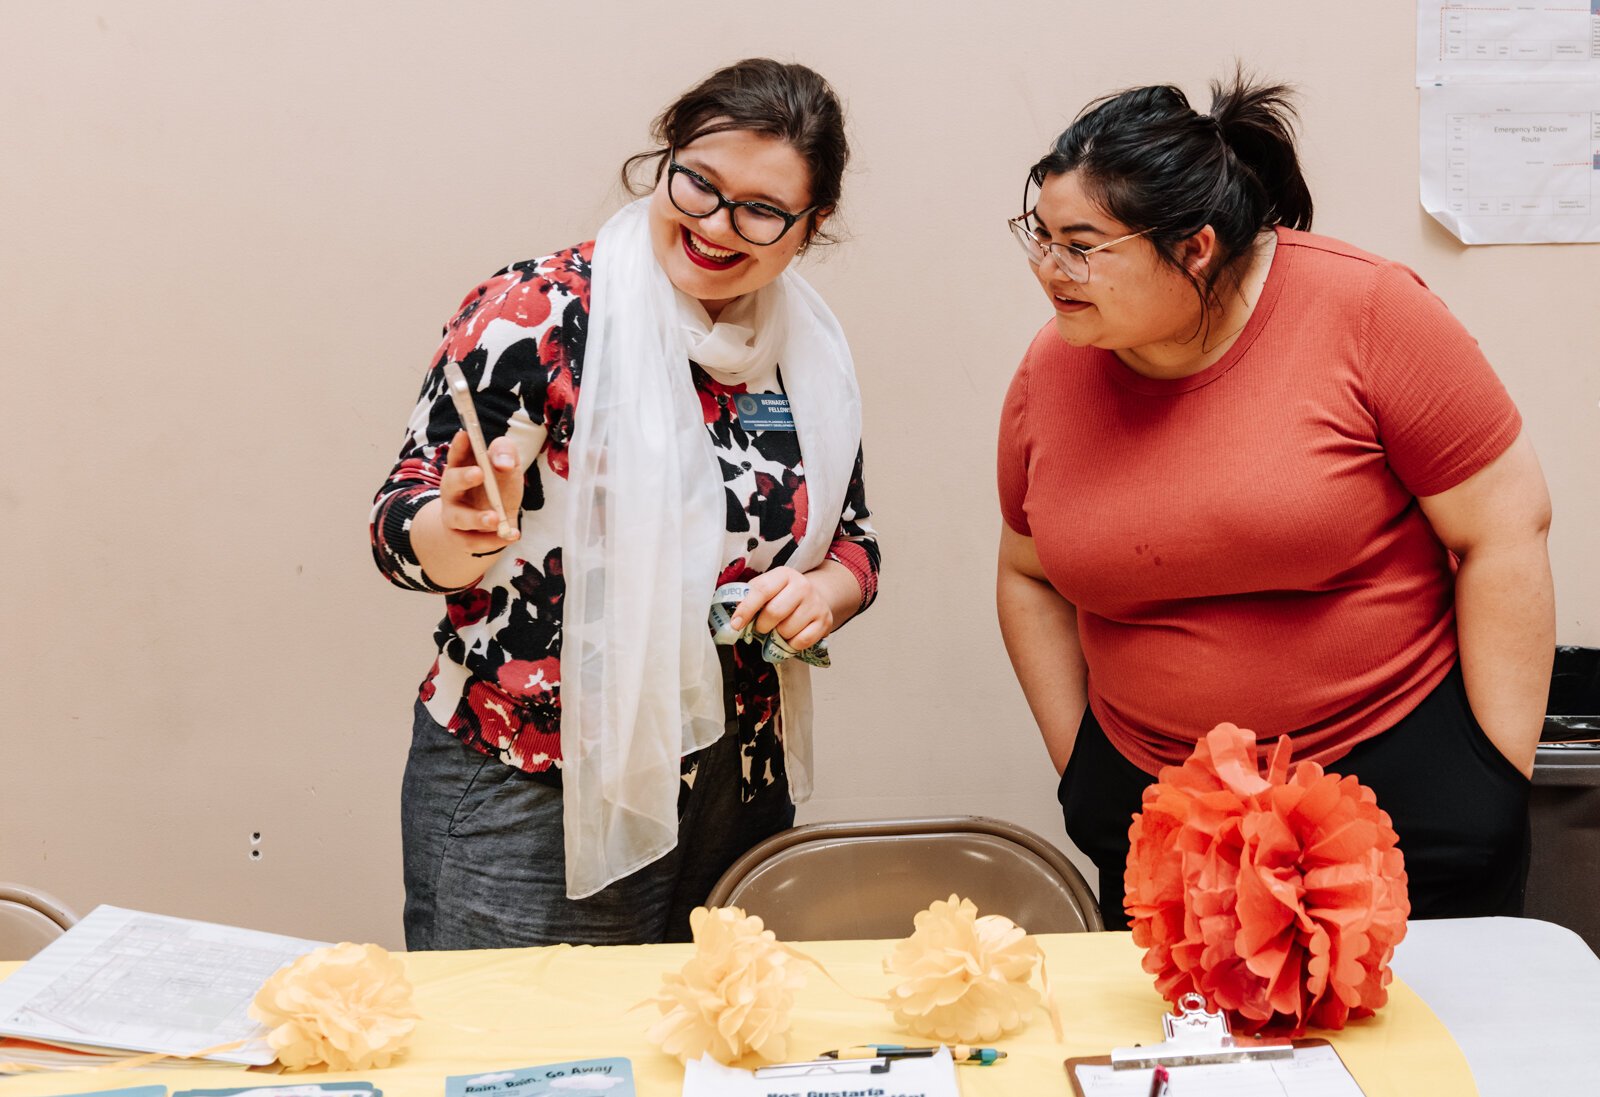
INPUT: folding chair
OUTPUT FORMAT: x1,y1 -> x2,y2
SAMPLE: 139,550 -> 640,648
0,884 -> 80,960
705,816 -> 1103,940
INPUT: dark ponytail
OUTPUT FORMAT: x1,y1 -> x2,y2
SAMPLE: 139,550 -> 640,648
1029,65 -> 1312,309
1208,74 -> 1313,233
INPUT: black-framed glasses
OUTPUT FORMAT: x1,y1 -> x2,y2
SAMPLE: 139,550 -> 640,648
1007,214 -> 1148,283
667,156 -> 816,246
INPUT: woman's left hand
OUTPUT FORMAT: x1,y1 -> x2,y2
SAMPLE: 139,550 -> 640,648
731,567 -> 834,652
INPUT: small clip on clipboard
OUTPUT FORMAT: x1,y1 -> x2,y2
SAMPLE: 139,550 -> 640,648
1064,994 -> 1364,1096
688,1049 -> 958,1097
753,1056 -> 890,1079
1112,992 -> 1294,1069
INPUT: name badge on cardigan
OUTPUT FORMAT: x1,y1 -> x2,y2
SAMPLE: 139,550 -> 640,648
733,392 -> 796,431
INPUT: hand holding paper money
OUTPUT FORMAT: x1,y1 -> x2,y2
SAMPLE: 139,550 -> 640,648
709,582 -> 831,667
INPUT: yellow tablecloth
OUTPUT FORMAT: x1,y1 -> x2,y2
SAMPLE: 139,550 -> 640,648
0,932 -> 1476,1096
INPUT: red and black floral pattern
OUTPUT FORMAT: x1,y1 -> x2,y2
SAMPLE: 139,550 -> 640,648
372,245 -> 877,801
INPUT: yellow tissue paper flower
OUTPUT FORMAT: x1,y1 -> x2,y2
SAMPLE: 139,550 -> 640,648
249,942 -> 419,1071
646,906 -> 806,1064
885,894 -> 1043,1042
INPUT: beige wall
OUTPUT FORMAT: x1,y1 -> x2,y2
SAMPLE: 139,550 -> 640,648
3,2 -> 1595,948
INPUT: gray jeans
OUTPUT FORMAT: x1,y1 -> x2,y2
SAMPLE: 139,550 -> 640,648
400,700 -> 794,949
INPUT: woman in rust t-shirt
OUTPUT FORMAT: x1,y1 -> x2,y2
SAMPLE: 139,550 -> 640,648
996,75 -> 1554,930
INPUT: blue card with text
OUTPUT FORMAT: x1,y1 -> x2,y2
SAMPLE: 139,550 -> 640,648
732,392 -> 795,431
446,1058 -> 634,1097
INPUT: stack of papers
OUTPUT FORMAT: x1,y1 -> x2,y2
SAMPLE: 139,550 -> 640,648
0,905 -> 326,1071
0,1035 -> 250,1072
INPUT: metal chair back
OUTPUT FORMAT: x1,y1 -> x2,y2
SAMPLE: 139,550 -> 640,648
0,884 -> 79,960
706,816 -> 1103,940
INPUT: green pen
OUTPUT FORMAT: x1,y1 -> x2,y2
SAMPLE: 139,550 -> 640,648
820,1043 -> 1007,1065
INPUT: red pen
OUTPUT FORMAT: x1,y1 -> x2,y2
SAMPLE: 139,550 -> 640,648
1148,1064 -> 1170,1097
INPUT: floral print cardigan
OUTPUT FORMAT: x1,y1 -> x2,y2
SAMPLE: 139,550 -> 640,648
372,243 -> 879,797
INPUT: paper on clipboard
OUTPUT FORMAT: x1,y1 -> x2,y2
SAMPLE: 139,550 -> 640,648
683,1047 -> 959,1097
1067,1041 -> 1365,1096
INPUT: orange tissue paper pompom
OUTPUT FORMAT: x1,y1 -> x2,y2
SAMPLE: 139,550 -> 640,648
1124,722 -> 1410,1037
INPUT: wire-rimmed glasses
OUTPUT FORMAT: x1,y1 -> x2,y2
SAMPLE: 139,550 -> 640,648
667,157 -> 816,246
1007,214 -> 1148,283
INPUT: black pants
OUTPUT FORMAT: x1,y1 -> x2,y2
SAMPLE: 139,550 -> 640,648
1060,664 -> 1532,931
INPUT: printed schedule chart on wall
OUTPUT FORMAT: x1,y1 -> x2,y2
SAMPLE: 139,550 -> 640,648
1419,1 -> 1600,82
1417,2 -> 1600,243
1425,89 -> 1600,240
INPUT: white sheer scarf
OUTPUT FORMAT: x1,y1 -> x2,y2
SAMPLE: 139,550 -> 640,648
678,289 -> 781,387
559,199 -> 860,899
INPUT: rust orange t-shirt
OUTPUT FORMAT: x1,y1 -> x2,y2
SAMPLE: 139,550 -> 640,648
997,229 -> 1522,775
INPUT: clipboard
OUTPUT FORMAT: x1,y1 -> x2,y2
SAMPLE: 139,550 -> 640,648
1063,995 -> 1366,1096
684,1047 -> 959,1097
1065,1040 -> 1364,1096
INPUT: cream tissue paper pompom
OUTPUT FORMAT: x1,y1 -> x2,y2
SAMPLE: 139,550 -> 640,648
885,894 -> 1045,1042
249,942 -> 419,1071
646,906 -> 806,1064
